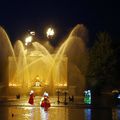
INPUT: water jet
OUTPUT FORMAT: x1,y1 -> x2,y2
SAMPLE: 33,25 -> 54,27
0,24 -> 88,96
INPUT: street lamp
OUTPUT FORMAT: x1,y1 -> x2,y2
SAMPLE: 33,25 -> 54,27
56,89 -> 61,104
46,27 -> 55,40
25,36 -> 33,46
25,31 -> 35,46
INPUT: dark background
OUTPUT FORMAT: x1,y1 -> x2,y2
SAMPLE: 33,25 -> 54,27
0,0 -> 120,46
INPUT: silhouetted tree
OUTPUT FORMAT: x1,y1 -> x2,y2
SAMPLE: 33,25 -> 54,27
86,32 -> 117,93
114,46 -> 120,88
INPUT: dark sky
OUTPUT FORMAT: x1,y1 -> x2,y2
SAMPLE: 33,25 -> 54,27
0,0 -> 120,46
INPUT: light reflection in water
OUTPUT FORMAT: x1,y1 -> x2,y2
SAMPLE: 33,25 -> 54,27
112,109 -> 120,120
26,107 -> 34,120
84,109 -> 91,120
40,107 -> 48,120
116,109 -> 120,120
40,107 -> 68,120
117,109 -> 120,119
0,106 -> 119,120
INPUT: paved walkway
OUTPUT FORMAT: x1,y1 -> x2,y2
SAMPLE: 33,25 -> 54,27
0,95 -> 119,108
0,95 -> 85,107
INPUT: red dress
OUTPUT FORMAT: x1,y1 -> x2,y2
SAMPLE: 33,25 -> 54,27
41,97 -> 50,109
28,93 -> 34,105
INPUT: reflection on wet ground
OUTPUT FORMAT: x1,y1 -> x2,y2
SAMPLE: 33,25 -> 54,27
0,106 -> 119,120
0,95 -> 120,120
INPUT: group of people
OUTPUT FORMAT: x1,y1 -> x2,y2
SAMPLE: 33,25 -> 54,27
28,90 -> 50,110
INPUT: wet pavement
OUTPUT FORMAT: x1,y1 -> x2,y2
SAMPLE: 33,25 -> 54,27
0,96 -> 84,107
0,95 -> 120,120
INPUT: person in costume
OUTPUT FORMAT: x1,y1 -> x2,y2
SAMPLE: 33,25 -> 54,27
28,90 -> 35,105
40,92 -> 50,110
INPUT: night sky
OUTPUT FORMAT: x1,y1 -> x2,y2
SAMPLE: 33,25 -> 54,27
0,0 -> 120,46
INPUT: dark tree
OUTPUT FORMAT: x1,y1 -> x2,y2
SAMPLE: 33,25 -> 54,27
86,32 -> 117,93
114,46 -> 120,88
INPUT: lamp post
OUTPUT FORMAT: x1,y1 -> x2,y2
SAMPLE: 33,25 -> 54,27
63,90 -> 68,105
56,89 -> 61,104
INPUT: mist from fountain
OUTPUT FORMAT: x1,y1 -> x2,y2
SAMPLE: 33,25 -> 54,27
0,27 -> 17,86
0,24 -> 88,95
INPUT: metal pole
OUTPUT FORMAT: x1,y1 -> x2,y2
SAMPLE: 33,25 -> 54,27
64,91 -> 67,105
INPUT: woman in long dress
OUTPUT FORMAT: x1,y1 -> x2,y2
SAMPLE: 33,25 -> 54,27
28,90 -> 35,105
40,92 -> 50,110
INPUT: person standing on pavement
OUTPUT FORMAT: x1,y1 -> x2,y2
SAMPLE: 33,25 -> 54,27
28,90 -> 35,105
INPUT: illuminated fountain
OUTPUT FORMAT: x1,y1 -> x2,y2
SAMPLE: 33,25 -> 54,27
0,24 -> 88,96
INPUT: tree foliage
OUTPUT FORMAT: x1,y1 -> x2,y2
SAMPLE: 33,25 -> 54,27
86,32 -> 117,91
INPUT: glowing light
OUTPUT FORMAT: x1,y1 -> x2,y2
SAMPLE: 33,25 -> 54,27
35,81 -> 40,87
30,31 -> 35,35
117,94 -> 120,99
36,75 -> 40,80
46,27 -> 55,39
63,83 -> 67,86
84,90 -> 91,104
57,83 -> 67,87
84,109 -> 91,120
59,84 -> 63,86
25,36 -> 32,46
45,83 -> 48,85
9,83 -> 21,87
